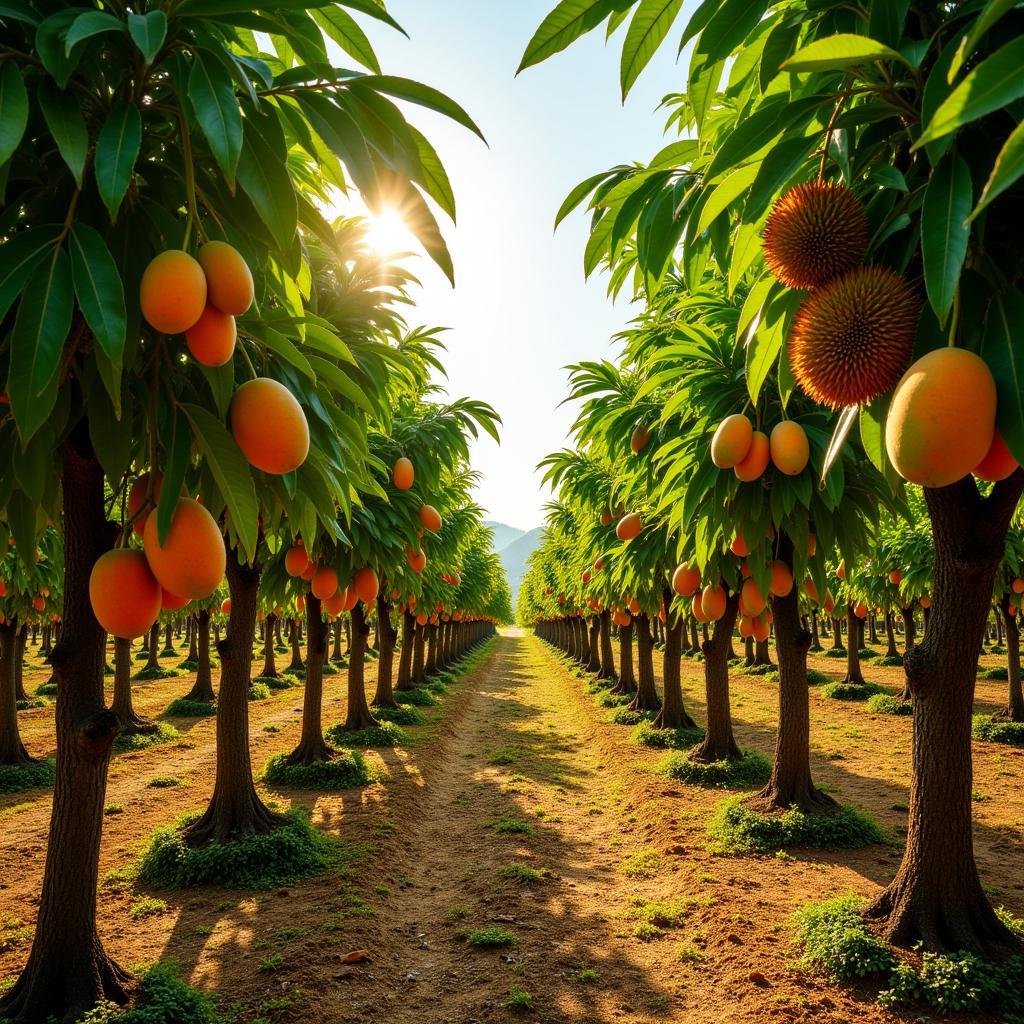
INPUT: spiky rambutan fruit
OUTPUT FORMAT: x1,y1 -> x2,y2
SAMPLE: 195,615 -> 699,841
789,266 -> 920,409
763,181 -> 869,290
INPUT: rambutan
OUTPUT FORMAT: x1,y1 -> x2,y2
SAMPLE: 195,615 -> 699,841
763,181 -> 870,290
788,266 -> 920,409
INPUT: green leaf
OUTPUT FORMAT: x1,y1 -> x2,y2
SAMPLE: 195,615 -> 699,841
781,33 -> 907,73
189,48 -> 244,186
351,75 -> 486,143
35,9 -> 85,87
867,0 -> 908,49
949,0 -> 1018,82
696,0 -> 771,65
920,153 -> 972,324
758,18 -> 798,90
68,223 -> 126,368
519,0 -> 628,72
94,99 -> 142,221
181,403 -> 259,562
64,10 -> 125,52
157,407 -> 193,545
236,118 -> 297,253
981,288 -> 1024,467
742,134 -> 817,221
0,2 -> 39,27
8,490 -> 38,566
127,11 -> 166,65
916,37 -> 1024,148
0,60 -> 28,167
555,171 -> 616,230
819,404 -> 859,486
745,291 -> 791,403
702,94 -> 788,181
859,395 -> 887,473
972,118 -> 1024,221
695,162 -> 759,235
337,0 -> 405,34
620,0 -> 684,99
408,125 -> 455,221
313,6 -> 380,73
0,227 -> 62,322
8,249 -> 72,444
37,80 -> 88,186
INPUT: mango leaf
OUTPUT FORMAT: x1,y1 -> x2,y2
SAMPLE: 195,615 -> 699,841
37,80 -> 88,185
971,118 -> 1024,221
35,9 -> 84,87
189,48 -> 243,186
236,120 -> 297,253
696,0 -> 771,66
94,99 -> 142,221
0,227 -> 61,321
408,125 -> 455,222
8,249 -> 72,444
948,0 -> 1018,82
157,406 -> 193,545
0,60 -> 28,167
519,0 -> 630,72
620,0 -> 684,99
868,0 -> 909,48
64,10 -> 125,52
782,33 -> 907,73
695,162 -> 759,235
68,223 -> 126,367
981,288 -> 1024,466
819,404 -> 859,486
313,6 -> 380,73
702,94 -> 788,181
916,37 -> 1024,148
127,10 -> 166,65
0,1 -> 39,26
351,76 -> 486,143
181,403 -> 259,562
920,153 -> 972,324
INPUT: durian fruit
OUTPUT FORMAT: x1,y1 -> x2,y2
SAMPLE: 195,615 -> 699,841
788,266 -> 920,409
763,181 -> 870,290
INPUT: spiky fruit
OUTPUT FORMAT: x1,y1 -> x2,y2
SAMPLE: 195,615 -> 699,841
762,181 -> 869,290
789,267 -> 920,409
711,414 -> 753,468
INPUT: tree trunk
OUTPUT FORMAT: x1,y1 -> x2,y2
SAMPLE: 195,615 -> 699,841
843,606 -> 866,685
144,622 -> 160,672
692,593 -> 741,762
586,615 -> 601,674
184,548 -> 286,846
372,597 -> 399,708
611,622 -> 636,695
260,613 -> 279,678
865,476 -> 1024,956
809,611 -> 821,651
397,610 -> 414,691
343,604 -> 379,731
161,622 -> 175,656
743,635 -> 754,666
598,611 -> 616,681
110,637 -> 155,735
287,618 -> 304,672
14,625 -> 29,702
749,535 -> 835,815
425,623 -> 438,676
0,434 -> 130,1024
754,637 -> 773,667
654,590 -> 696,729
830,617 -> 845,652
900,607 -> 917,700
181,609 -> 215,703
332,618 -> 343,662
186,615 -> 198,663
885,611 -> 901,660
286,595 -> 331,764
629,614 -> 660,712
998,598 -> 1024,722
0,619 -> 32,765
411,622 -> 425,684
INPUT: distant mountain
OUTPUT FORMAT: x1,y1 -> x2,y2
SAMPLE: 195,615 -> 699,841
484,520 -> 544,604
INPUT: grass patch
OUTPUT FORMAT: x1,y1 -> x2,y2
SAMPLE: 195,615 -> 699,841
262,750 -> 378,790
821,681 -> 883,701
742,663 -> 776,676
806,668 -> 829,685
857,648 -> 879,660
630,721 -> 705,749
247,682 -> 271,701
0,759 -> 55,794
822,648 -> 847,658
595,689 -> 630,708
148,775 -> 184,788
138,809 -> 334,890
16,698 -> 47,710
488,746 -> 518,766
708,797 -> 886,854
609,706 -> 649,726
506,985 -> 533,1011
35,682 -> 58,696
132,665 -> 181,681
626,896 -> 692,929
794,895 -> 894,981
372,704 -> 423,726
80,961 -> 218,1023
466,927 -> 516,948
255,674 -> 294,690
619,849 -> 661,878
394,687 -> 439,707
576,969 -> 600,984
495,817 -> 533,835
129,896 -> 168,920
979,665 -> 1009,681
658,749 -> 771,789
972,715 -> 1024,746
164,698 -> 216,718
113,722 -> 180,754
867,693 -> 913,716
501,863 -> 549,885
325,720 -> 407,748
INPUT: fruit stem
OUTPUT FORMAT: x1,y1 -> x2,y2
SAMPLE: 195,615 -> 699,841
818,90 -> 851,180
948,286 -> 961,347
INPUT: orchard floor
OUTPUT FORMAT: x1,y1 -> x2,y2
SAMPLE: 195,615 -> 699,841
2,628 -> 1024,1023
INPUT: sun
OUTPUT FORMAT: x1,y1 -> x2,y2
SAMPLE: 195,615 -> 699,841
365,206 -> 415,257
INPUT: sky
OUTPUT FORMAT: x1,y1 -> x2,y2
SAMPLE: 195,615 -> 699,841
348,2 -> 690,532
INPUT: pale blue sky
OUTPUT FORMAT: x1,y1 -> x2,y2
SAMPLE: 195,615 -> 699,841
358,2 -> 690,531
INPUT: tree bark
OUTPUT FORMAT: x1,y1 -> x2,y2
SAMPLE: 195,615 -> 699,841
372,597 -> 399,708
843,606 -> 866,685
629,614 -> 660,712
186,615 -> 198,663
749,535 -> 835,815
286,595 -> 331,764
110,637 -> 156,735
809,611 -> 821,651
692,593 -> 741,762
396,610 -> 414,691
287,618 -> 304,672
184,547 -> 286,846
343,604 -> 379,731
0,619 -> 32,765
586,615 -> 601,673
865,475 -> 1024,956
411,622 -> 425,684
181,609 -> 215,703
830,616 -> 845,652
0,434 -> 130,1023
884,611 -> 901,660
332,618 -> 343,662
144,622 -> 160,672
13,625 -> 29,702
654,590 -> 696,729
597,611 -> 616,681
995,598 -> 1024,722
260,613 -> 279,678
611,622 -> 636,695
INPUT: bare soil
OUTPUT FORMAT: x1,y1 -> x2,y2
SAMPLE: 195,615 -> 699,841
2,628 -> 1022,1023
